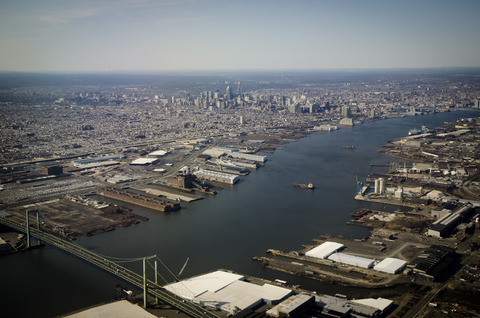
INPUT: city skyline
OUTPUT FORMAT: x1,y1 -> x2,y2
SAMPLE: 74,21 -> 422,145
1,0 -> 480,72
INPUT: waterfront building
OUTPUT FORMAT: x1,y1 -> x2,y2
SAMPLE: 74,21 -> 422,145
193,169 -> 239,184
373,258 -> 407,274
165,270 -> 294,314
305,242 -> 344,259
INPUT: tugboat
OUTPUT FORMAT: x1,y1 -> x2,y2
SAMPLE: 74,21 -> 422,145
293,182 -> 315,189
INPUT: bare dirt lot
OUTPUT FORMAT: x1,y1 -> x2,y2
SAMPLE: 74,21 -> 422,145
7,199 -> 148,237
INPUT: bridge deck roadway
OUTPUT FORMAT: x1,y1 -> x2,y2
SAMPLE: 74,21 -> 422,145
0,217 -> 222,318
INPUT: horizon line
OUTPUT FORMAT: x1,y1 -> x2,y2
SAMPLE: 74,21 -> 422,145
2,66 -> 480,74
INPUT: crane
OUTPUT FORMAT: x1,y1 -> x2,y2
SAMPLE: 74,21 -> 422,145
356,175 -> 363,195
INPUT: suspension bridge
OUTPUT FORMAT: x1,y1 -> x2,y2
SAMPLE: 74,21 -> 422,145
0,214 -> 222,318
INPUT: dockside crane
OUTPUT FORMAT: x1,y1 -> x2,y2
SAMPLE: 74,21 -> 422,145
356,175 -> 363,195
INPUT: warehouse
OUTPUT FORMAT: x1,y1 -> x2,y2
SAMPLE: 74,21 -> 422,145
130,158 -> 158,165
327,253 -> 375,269
231,152 -> 267,162
373,258 -> 407,274
147,150 -> 169,157
305,242 -> 344,259
194,169 -> 239,184
165,270 -> 293,315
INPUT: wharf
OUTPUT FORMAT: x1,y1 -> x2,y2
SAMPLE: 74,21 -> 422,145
354,194 -> 417,208
137,187 -> 203,202
97,187 -> 181,212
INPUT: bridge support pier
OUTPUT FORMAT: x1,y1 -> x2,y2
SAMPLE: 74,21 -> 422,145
155,260 -> 158,305
26,209 -> 40,248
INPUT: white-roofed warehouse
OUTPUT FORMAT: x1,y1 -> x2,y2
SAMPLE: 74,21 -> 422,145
164,270 -> 293,315
374,258 -> 407,274
327,253 -> 375,269
305,242 -> 344,259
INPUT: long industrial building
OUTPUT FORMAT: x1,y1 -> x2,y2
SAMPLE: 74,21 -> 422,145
427,204 -> 474,238
193,169 -> 239,184
305,242 -> 344,259
164,270 -> 294,314
202,146 -> 267,162
327,253 -> 375,269
373,258 -> 407,274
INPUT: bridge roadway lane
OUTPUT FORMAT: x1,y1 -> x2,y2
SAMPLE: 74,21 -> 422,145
0,217 -> 222,318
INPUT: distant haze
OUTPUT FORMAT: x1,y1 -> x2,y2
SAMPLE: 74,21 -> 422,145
1,0 -> 479,72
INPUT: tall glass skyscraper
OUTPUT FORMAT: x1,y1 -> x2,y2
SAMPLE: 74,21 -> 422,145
226,86 -> 232,100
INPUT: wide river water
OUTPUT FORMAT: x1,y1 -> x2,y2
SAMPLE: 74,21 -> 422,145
2,110 -> 478,317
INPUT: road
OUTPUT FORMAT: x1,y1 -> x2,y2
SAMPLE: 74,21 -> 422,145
0,217 -> 222,318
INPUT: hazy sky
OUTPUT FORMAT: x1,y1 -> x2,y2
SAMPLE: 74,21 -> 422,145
1,0 -> 479,72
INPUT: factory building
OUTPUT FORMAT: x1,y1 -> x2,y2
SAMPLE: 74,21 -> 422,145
166,174 -> 196,188
408,245 -> 457,282
194,169 -> 239,184
427,204 -> 474,238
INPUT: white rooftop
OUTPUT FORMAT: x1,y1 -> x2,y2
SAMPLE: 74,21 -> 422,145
130,158 -> 158,165
64,300 -> 156,318
164,271 -> 293,314
351,297 -> 393,312
148,150 -> 169,156
305,242 -> 344,259
374,258 -> 407,274
327,253 -> 374,269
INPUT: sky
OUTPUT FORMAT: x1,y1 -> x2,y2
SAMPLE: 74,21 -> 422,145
1,0 -> 480,72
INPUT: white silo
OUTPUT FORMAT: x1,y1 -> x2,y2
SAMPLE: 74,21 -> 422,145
379,178 -> 386,195
375,179 -> 380,194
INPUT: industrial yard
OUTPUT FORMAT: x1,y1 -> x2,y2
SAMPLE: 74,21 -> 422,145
3,198 -> 149,237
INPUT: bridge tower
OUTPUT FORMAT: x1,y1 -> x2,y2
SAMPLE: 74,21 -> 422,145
26,209 -> 41,248
143,255 -> 157,308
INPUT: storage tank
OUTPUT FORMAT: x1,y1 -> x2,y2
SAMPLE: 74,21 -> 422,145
374,179 -> 380,194
379,178 -> 386,195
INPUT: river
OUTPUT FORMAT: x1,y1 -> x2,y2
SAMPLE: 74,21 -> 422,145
1,110 -> 478,318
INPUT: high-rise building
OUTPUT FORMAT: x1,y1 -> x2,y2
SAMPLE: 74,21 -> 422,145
226,86 -> 232,100
341,106 -> 351,118
237,82 -> 242,94
240,115 -> 244,125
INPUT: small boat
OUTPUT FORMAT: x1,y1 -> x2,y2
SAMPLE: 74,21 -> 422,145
340,145 -> 355,150
293,182 -> 315,189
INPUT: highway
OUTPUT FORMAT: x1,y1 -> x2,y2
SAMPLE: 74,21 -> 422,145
0,217 -> 222,318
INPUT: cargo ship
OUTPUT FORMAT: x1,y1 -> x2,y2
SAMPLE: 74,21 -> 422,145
293,182 -> 315,189
340,145 -> 355,150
